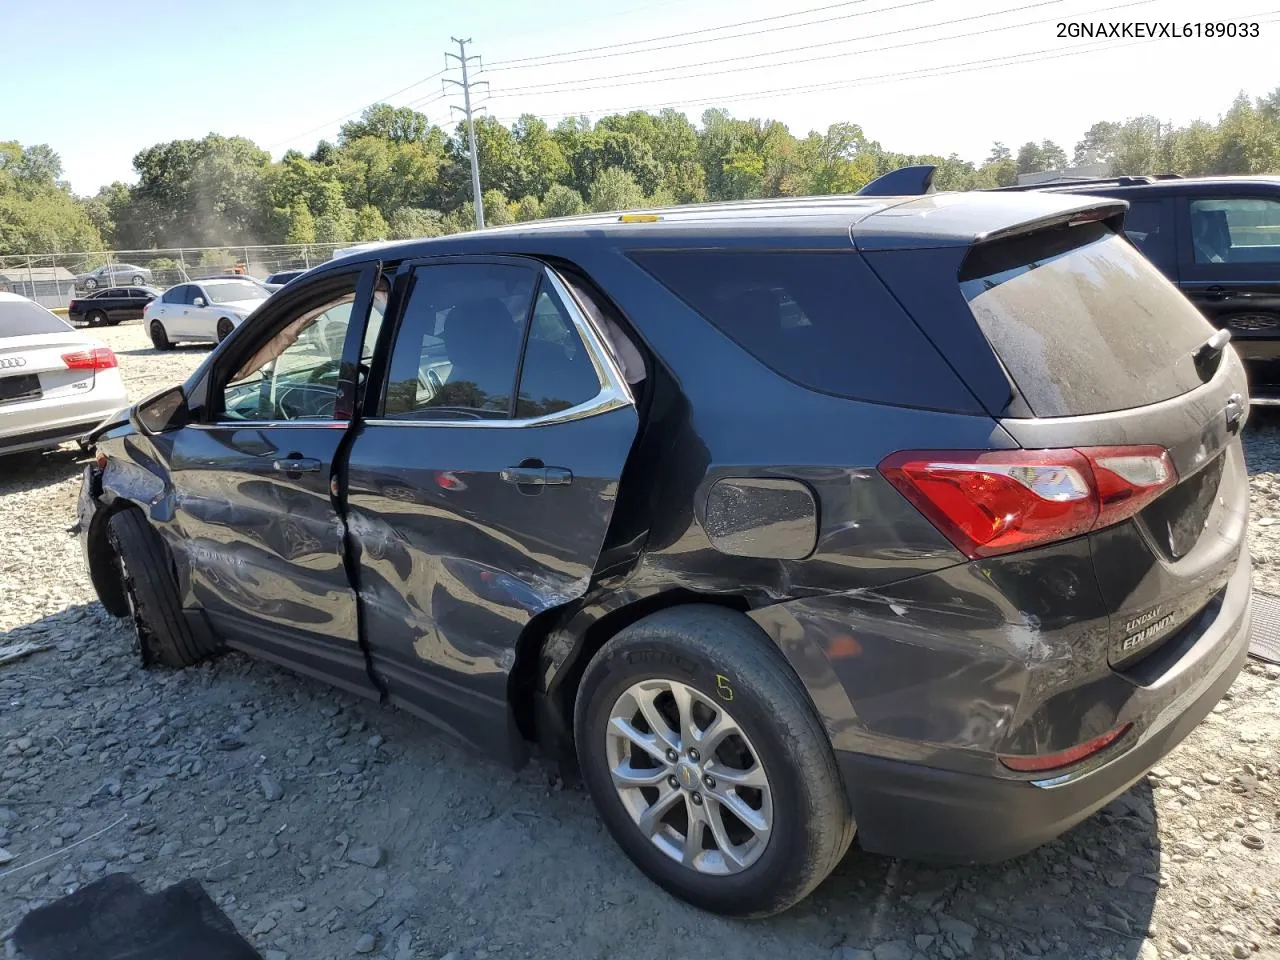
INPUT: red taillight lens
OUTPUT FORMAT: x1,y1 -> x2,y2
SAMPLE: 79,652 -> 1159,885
879,446 -> 1177,559
62,347 -> 117,370
999,723 -> 1132,773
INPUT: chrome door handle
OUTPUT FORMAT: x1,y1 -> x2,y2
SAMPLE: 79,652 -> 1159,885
501,465 -> 572,486
273,457 -> 321,473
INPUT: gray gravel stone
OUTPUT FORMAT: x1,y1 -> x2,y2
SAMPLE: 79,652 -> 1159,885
258,777 -> 283,802
347,844 -> 385,868
354,932 -> 376,954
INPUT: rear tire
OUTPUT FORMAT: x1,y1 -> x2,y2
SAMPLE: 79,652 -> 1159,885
149,320 -> 172,351
574,605 -> 855,918
131,275 -> 144,285
86,309 -> 107,328
106,510 -> 221,669
216,317 -> 234,342
85,278 -> 98,291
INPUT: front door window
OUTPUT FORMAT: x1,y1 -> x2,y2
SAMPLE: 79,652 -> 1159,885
221,295 -> 356,422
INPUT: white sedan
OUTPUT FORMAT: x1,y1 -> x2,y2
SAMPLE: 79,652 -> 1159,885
0,292 -> 128,456
143,278 -> 272,349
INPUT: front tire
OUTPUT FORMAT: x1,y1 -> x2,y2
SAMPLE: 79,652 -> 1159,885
131,275 -> 144,285
85,278 -> 98,291
574,605 -> 854,918
149,319 -> 172,350
106,510 -> 221,669
216,317 -> 234,342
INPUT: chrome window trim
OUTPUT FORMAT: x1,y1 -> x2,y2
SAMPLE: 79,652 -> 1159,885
364,265 -> 634,430
190,420 -> 348,431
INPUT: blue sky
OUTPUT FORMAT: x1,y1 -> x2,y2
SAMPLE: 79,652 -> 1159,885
4,0 -> 1277,195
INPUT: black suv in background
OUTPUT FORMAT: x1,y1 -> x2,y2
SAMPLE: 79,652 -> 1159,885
77,191 -> 1250,917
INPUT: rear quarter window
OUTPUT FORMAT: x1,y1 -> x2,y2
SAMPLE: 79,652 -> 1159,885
960,224 -> 1213,417
630,250 -> 977,412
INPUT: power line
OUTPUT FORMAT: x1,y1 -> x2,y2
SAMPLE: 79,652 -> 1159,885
522,10 -> 1280,122
483,0 -> 936,72
485,33 -> 1166,125
485,0 -> 887,68
489,0 -> 1080,97
267,69 -> 448,150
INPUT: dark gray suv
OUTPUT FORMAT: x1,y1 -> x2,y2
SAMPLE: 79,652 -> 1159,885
77,190 -> 1251,917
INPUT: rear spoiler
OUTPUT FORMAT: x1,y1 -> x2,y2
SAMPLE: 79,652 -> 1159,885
857,165 -> 936,197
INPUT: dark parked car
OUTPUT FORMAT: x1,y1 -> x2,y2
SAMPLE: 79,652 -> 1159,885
264,269 -> 307,288
76,192 -> 1251,917
67,287 -> 161,327
74,263 -> 153,291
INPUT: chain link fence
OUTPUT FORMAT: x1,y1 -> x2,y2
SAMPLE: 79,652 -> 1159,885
0,243 -> 351,309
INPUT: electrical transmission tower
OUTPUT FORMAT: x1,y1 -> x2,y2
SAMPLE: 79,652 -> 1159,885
445,38 -> 488,229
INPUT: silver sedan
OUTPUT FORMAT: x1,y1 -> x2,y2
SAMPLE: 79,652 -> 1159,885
0,293 -> 129,456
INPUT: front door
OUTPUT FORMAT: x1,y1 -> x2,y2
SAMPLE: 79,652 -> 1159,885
168,263 -> 382,696
1176,194 -> 1280,393
344,257 -> 640,762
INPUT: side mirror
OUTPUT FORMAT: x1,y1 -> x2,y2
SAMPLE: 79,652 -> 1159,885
192,297 -> 207,308
134,385 -> 188,435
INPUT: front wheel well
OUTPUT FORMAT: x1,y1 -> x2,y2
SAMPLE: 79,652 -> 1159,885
511,590 -> 750,761
86,499 -> 143,617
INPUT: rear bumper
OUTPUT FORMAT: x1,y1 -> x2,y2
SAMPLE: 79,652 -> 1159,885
0,377 -> 128,455
840,568 -> 1251,863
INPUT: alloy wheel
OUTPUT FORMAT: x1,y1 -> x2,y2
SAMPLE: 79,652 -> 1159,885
605,678 -> 773,875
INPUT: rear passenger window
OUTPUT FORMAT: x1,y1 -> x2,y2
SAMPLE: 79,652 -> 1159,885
383,263 -> 536,420
515,284 -> 602,418
631,250 -> 969,409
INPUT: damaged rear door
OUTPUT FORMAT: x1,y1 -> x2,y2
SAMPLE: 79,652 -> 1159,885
343,257 -> 639,763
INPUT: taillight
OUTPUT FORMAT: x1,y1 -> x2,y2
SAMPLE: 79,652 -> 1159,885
878,446 -> 1177,558
62,347 -> 118,371
999,722 -> 1131,773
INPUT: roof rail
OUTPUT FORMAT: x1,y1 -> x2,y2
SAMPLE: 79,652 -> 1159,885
857,164 -> 936,197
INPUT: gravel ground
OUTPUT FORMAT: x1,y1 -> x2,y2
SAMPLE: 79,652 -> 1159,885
3,321 -> 1280,960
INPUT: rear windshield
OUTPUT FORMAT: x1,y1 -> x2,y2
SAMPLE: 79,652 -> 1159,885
0,298 -> 72,337
206,280 -> 269,303
960,224 -> 1213,417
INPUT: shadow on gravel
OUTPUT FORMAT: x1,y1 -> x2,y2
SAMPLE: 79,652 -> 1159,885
0,447 -> 86,495
113,344 -> 213,358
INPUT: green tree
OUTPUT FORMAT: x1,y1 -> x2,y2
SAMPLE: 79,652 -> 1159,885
124,134 -> 272,246
796,123 -> 877,195
1073,121 -> 1122,166
974,143 -> 1018,187
353,205 -> 389,241
1015,140 -> 1068,175
284,201 -> 316,244
513,195 -> 543,222
542,184 -> 586,218
388,206 -> 444,239
315,208 -> 354,244
81,181 -> 131,247
588,167 -> 647,212
512,115 -> 570,198
571,130 -> 661,196
0,142 -> 102,253
340,104 -> 434,144
1110,117 -> 1165,175
482,189 -> 514,226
